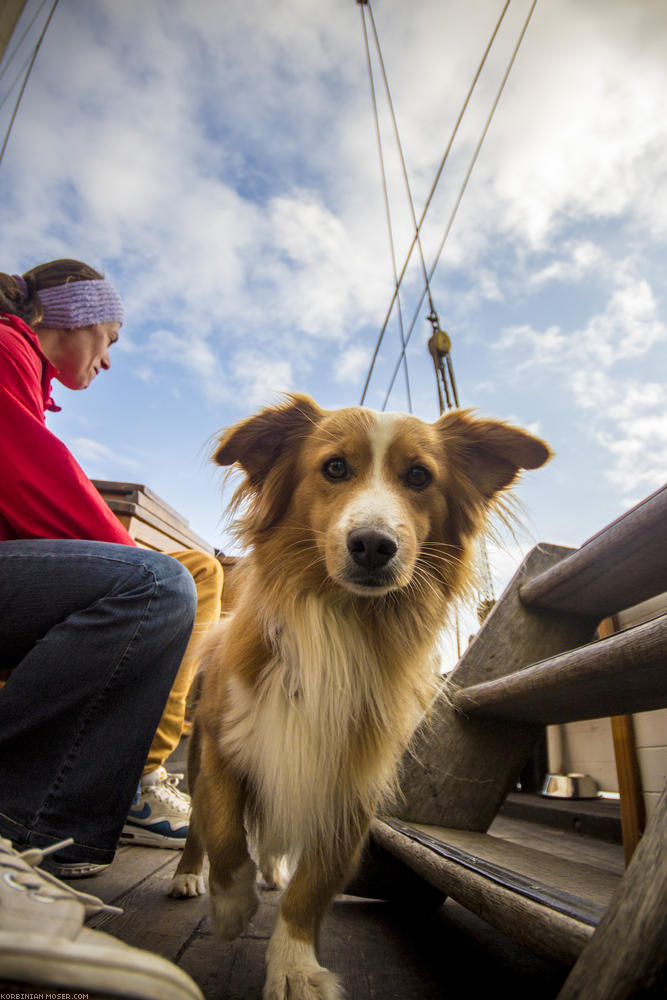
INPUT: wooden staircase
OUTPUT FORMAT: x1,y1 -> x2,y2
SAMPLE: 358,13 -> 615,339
362,484 -> 667,999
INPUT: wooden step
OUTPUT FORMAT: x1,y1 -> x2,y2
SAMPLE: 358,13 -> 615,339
452,612 -> 667,725
372,817 -> 621,967
93,479 -> 214,553
519,483 -> 667,619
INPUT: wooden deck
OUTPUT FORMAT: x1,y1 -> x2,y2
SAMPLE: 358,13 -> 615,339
83,738 -> 625,1000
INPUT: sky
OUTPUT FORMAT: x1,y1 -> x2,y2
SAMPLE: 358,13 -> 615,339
1,0 -> 666,663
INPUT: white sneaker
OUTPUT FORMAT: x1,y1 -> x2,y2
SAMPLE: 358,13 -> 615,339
121,768 -> 190,849
0,836 -> 203,1000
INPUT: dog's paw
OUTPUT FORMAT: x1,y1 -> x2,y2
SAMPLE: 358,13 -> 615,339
210,859 -> 259,940
265,916 -> 344,1000
263,967 -> 344,1000
168,873 -> 206,898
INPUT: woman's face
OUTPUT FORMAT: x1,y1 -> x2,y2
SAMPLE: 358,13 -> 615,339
50,321 -> 121,390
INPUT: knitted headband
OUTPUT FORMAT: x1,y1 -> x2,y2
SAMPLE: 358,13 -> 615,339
32,278 -> 125,329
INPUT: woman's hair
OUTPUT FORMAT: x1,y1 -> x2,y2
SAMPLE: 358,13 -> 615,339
0,259 -> 103,327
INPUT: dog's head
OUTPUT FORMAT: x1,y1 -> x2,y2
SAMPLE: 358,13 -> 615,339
214,394 -> 550,599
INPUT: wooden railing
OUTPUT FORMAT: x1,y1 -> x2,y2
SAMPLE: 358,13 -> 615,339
93,480 -> 214,554
361,484 -> 667,999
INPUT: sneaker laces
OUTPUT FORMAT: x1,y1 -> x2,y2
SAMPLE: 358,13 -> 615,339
0,837 -> 122,917
165,773 -> 192,807
147,771 -> 191,813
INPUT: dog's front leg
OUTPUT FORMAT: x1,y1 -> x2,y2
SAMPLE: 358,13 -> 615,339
205,751 -> 259,940
170,717 -> 206,898
264,823 -> 368,1000
182,732 -> 259,939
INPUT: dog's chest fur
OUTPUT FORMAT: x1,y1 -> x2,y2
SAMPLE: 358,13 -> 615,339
218,595 -> 432,857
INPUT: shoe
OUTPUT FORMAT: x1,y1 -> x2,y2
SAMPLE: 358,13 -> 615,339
120,768 -> 190,849
40,856 -> 110,879
0,835 -> 203,1000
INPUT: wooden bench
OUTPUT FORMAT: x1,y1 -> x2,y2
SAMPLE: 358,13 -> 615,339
361,484 -> 667,998
93,480 -> 214,554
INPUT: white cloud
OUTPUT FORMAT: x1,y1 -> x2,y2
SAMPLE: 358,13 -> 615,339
581,277 -> 666,366
497,263 -> 667,371
69,437 -> 139,469
333,345 -> 372,385
489,252 -> 667,503
146,328 -> 229,403
229,350 -> 294,407
570,373 -> 667,503
493,322 -> 566,369
529,241 -> 607,288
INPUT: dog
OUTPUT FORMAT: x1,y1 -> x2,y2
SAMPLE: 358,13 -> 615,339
169,394 -> 550,1000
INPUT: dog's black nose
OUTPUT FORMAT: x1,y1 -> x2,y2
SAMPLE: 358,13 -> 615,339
347,528 -> 398,570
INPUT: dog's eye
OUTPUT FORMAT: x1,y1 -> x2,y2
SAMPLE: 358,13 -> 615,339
404,465 -> 432,490
322,457 -> 349,481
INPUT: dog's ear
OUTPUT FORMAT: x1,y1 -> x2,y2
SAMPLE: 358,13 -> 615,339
437,409 -> 551,507
214,394 -> 322,479
214,394 -> 323,532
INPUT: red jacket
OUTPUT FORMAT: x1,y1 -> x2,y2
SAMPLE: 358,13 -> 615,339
0,313 -> 135,545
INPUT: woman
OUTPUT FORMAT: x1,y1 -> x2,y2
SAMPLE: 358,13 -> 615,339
0,260 -> 199,876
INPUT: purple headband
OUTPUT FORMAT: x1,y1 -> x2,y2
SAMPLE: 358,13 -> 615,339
34,278 -> 125,329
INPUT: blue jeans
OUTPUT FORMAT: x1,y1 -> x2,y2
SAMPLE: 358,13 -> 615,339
0,539 -> 197,865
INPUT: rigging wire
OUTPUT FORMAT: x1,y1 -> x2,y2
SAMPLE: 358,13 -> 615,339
358,0 -> 412,412
380,0 -> 538,411
363,1 -> 433,307
0,0 -> 51,85
356,1 -> 540,611
0,53 -> 33,114
0,0 -> 61,171
359,0 -> 511,405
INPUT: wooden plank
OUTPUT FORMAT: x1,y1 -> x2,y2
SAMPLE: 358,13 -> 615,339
87,839 -> 569,998
452,613 -> 667,725
176,888 -> 568,1000
395,544 -> 598,829
380,820 -> 619,918
373,818 -> 617,966
489,814 -> 624,875
497,794 -> 623,850
93,479 -> 190,529
87,844 -> 176,904
610,714 -> 646,867
103,497 -> 214,553
89,850 -> 210,963
598,615 -> 648,868
115,513 -> 185,554
520,484 -> 667,618
556,785 -> 667,999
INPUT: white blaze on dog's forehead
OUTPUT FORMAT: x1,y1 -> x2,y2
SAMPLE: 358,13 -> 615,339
337,411 -> 405,533
369,411 -> 402,478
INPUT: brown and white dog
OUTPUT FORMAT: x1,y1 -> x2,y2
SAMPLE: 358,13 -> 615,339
169,394 -> 550,1000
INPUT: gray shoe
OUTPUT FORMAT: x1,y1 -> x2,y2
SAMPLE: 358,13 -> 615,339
39,855 -> 111,879
0,836 -> 203,1000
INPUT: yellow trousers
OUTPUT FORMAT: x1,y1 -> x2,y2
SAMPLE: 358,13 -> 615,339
143,549 -> 223,774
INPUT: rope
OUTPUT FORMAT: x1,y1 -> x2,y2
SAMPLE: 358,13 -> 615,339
0,0 -> 51,84
359,0 -> 511,405
0,0 -> 61,170
363,0 -> 435,314
380,0 -> 539,411
359,0 -> 412,412
0,52 -> 32,114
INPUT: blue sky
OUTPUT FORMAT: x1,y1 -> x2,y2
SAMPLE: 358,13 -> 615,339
2,0 -> 666,661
